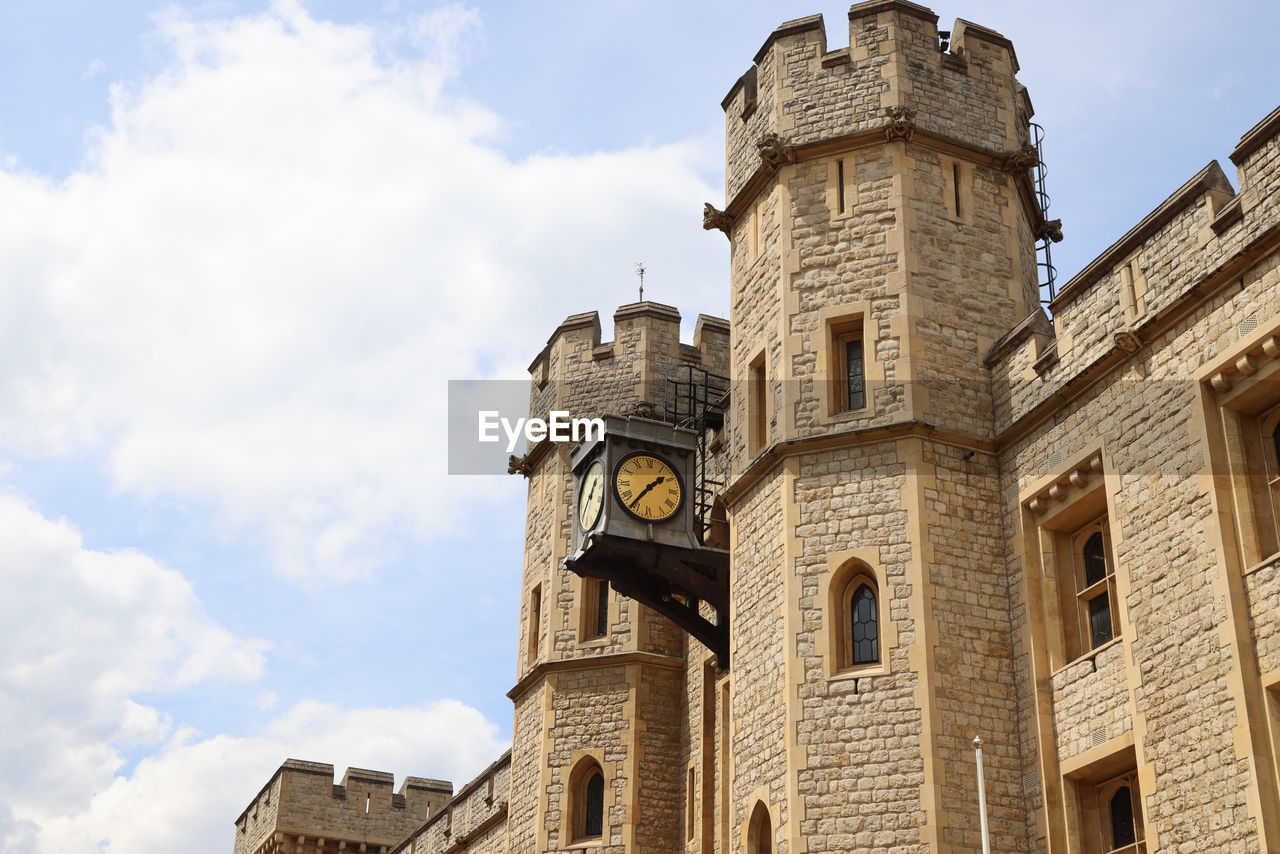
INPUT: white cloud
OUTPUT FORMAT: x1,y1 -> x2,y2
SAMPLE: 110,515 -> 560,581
0,1 -> 722,585
0,490 -> 505,854
30,701 -> 506,854
0,491 -> 263,832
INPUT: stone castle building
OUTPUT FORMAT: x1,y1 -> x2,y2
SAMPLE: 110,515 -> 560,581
233,2 -> 1280,852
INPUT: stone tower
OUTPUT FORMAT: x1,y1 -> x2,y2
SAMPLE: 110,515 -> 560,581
233,4 -> 1280,853
707,3 -> 1042,852
507,303 -> 730,853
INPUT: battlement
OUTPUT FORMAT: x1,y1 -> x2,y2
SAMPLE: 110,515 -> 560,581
527,302 -> 729,423
986,104 -> 1280,437
721,1 -> 1029,201
233,760 -> 452,854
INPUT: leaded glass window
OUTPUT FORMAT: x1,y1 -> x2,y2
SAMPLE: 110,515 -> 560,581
851,584 -> 878,664
845,339 -> 865,411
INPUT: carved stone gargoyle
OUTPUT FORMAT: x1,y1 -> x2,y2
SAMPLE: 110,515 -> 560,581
1113,330 -> 1141,354
507,454 -> 533,477
884,105 -> 917,142
756,132 -> 797,170
1001,144 -> 1040,173
1036,218 -> 1064,243
702,203 -> 734,233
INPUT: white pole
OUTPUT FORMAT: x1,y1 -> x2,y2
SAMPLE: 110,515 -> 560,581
974,736 -> 991,854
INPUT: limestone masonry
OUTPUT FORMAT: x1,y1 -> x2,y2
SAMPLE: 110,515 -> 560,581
234,2 -> 1280,852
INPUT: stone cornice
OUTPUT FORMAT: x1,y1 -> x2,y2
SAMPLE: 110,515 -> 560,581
506,651 -> 685,701
848,0 -> 939,25
716,125 -> 1046,240
1231,105 -> 1280,166
720,420 -> 996,510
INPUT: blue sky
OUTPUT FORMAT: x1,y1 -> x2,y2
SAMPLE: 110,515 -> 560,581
0,1 -> 1275,852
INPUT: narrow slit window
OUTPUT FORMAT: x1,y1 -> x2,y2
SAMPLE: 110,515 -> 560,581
686,767 -> 696,841
836,159 -> 846,214
952,162 -> 962,217
749,353 -> 767,451
527,585 -> 542,663
595,579 -> 609,638
845,338 -> 865,411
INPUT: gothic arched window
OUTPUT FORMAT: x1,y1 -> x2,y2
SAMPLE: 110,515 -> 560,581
569,758 -> 606,842
1074,519 -> 1117,652
747,800 -> 772,854
583,772 -> 604,838
829,559 -> 884,673
851,583 -> 879,665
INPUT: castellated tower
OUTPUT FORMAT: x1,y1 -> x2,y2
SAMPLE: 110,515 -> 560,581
509,303 -> 730,853
708,3 -> 1040,852
231,2 -> 1280,852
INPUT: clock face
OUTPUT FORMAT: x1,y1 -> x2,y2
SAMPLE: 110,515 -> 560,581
614,452 -> 683,522
578,460 -> 605,531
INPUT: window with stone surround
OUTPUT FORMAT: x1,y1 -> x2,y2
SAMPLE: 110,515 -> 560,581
828,558 -> 884,674
1024,452 -> 1126,668
747,351 -> 767,454
526,584 -> 541,665
1073,518 -> 1118,652
569,757 -> 606,843
580,577 -> 609,642
829,317 -> 866,413
1087,772 -> 1145,853
1063,743 -> 1146,854
1200,322 -> 1280,569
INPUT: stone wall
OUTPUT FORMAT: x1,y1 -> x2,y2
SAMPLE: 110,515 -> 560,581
395,753 -> 510,854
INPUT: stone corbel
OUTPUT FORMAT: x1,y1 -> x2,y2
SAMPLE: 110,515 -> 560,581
883,105 -> 917,142
702,203 -> 734,234
756,132 -> 797,171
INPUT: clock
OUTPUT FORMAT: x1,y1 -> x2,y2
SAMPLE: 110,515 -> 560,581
577,460 -> 605,531
613,452 -> 683,522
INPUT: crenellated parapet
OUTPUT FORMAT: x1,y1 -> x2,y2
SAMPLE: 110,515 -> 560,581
986,106 -> 1280,445
233,760 -> 452,854
526,302 -> 729,427
721,1 -> 1028,204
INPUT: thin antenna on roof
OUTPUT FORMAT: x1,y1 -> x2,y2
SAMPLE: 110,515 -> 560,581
635,262 -> 646,302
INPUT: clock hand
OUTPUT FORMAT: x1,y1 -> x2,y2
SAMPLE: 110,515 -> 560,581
628,476 -> 665,508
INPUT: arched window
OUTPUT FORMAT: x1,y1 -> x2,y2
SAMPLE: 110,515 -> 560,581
829,559 -> 882,672
850,584 -> 879,664
1109,786 -> 1136,848
1073,519 -> 1117,652
1094,772 -> 1143,851
583,772 -> 604,838
569,757 -> 606,842
746,800 -> 772,854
